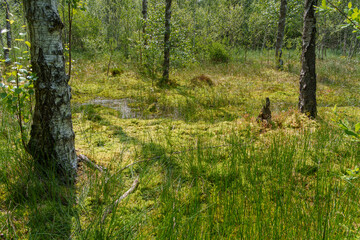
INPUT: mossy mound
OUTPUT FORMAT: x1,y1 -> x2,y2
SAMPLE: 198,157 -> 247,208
190,74 -> 214,87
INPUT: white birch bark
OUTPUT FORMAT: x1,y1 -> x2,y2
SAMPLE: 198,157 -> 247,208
299,0 -> 317,118
23,0 -> 77,181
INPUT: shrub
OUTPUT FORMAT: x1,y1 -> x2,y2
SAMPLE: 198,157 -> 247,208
208,42 -> 230,63
190,75 -> 214,87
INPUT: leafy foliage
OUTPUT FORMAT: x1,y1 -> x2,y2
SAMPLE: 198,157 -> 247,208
208,42 -> 230,63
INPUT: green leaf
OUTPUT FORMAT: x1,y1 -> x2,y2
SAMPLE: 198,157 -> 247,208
322,0 -> 327,8
0,92 -> 7,99
344,129 -> 359,138
25,41 -> 31,48
349,2 -> 352,9
355,123 -> 360,132
14,88 -> 22,95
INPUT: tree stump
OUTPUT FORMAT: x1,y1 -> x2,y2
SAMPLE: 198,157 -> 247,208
257,97 -> 272,123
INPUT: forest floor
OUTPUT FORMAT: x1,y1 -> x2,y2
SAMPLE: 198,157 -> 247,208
1,51 -> 360,239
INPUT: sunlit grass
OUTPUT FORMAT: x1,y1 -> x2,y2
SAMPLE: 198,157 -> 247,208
0,50 -> 359,239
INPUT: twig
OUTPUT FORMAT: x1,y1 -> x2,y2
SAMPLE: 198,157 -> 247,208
101,176 -> 140,223
15,68 -> 29,153
327,1 -> 360,30
77,154 -> 105,172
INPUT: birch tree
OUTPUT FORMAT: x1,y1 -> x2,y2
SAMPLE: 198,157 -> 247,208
299,0 -> 317,118
23,0 -> 77,181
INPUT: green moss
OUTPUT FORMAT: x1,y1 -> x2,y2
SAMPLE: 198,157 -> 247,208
2,51 -> 360,238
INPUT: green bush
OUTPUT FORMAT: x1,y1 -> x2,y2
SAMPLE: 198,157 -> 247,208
208,42 -> 230,63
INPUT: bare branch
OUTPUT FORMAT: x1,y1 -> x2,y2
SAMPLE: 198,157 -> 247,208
101,176 -> 140,223
77,154 -> 105,172
327,1 -> 360,30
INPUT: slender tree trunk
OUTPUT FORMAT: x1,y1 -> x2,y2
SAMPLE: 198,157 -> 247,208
0,22 -> 4,49
23,0 -> 77,182
349,38 -> 358,59
4,0 -> 12,65
162,0 -> 172,85
142,0 -> 148,46
261,29 -> 268,52
62,0 -> 67,43
275,0 -> 287,69
342,31 -> 347,56
192,0 -> 196,49
68,1 -> 73,78
299,0 -> 317,118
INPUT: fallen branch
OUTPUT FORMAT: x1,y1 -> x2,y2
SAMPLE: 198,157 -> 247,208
77,154 -> 106,172
101,176 -> 140,223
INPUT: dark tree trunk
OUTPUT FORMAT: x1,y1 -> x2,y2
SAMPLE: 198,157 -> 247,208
299,0 -> 317,118
4,0 -> 12,65
23,0 -> 77,182
275,0 -> 287,69
142,0 -> 148,46
0,22 -> 4,49
342,32 -> 347,56
162,0 -> 172,85
192,0 -> 197,49
349,37 -> 358,59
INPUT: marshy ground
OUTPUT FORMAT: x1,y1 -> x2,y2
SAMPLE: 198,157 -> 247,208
1,50 -> 359,239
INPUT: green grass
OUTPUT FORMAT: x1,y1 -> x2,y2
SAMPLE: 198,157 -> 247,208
0,50 -> 359,239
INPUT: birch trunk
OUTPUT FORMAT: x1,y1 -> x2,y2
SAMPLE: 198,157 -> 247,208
299,0 -> 317,118
4,0 -> 12,65
23,0 -> 77,181
162,0 -> 172,85
275,0 -> 287,68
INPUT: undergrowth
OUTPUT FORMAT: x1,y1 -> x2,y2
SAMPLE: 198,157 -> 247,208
0,50 -> 359,239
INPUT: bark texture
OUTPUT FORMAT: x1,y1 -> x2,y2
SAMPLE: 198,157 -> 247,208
162,0 -> 172,84
4,0 -> 12,64
23,0 -> 77,181
275,0 -> 287,68
299,0 -> 317,118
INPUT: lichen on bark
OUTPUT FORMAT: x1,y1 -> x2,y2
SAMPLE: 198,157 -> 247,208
23,0 -> 77,181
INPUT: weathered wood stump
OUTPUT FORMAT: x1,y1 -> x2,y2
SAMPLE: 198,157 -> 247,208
257,97 -> 272,123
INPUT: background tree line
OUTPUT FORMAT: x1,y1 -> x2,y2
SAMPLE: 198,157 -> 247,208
0,0 -> 359,178
1,0 -> 359,69
66,0 -> 360,60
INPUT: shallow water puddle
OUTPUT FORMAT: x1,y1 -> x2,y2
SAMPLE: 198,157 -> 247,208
85,98 -> 137,119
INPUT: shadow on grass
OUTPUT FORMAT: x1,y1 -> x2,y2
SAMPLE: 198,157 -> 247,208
2,158 -> 78,240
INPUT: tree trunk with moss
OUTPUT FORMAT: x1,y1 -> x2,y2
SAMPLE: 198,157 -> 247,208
23,0 -> 77,181
299,0 -> 317,118
162,0 -> 172,85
